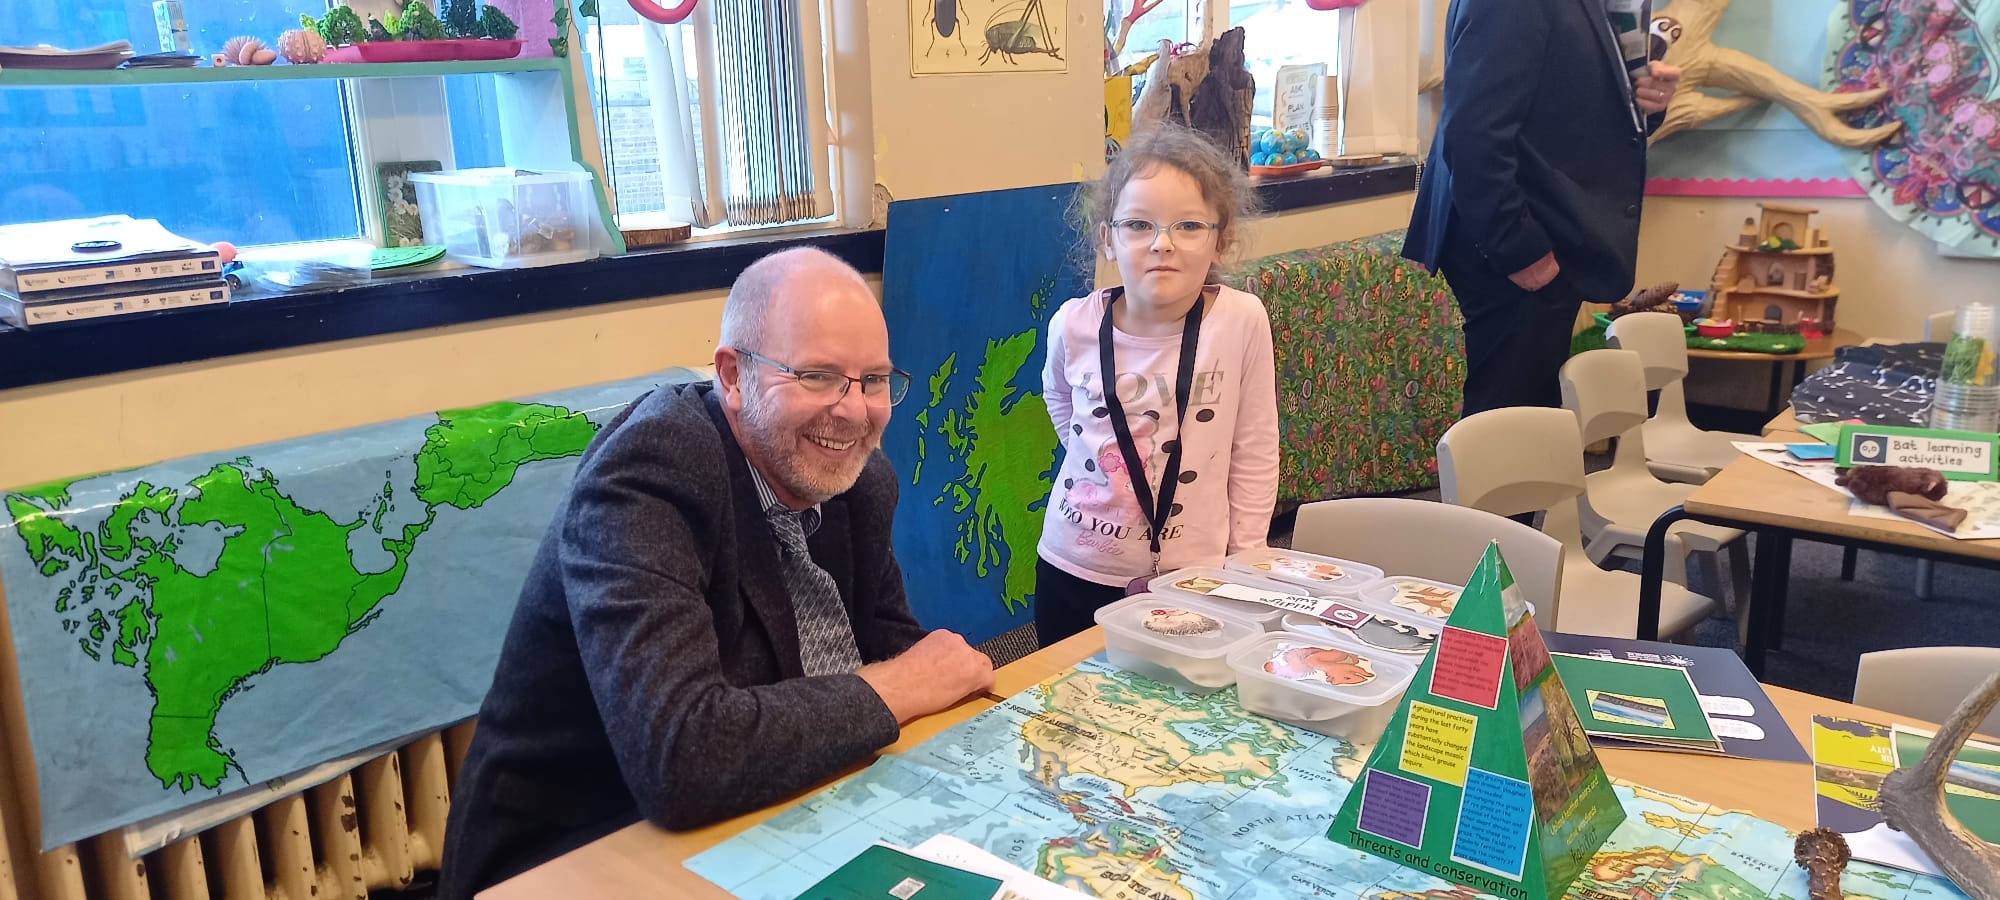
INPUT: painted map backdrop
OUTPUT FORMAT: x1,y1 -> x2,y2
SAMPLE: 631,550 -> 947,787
0,370 -> 706,849
881,183 -> 1087,645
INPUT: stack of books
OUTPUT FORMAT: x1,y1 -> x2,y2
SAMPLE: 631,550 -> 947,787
0,216 -> 229,329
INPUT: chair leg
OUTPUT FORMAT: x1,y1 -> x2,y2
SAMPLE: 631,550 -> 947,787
1915,558 -> 1936,601
1695,551 -> 1723,604
1727,540 -> 1753,644
1840,546 -> 1858,581
1768,538 -> 1793,652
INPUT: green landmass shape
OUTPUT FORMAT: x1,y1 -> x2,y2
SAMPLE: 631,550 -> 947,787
1,401 -> 596,793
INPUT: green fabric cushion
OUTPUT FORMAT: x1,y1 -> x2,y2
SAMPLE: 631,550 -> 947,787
1228,231 -> 1464,504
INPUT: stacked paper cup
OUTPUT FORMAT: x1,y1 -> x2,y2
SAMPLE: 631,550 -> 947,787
1313,75 -> 1341,158
1931,302 -> 2000,432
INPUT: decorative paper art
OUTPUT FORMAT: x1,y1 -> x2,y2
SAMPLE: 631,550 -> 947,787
1827,0 -> 2000,256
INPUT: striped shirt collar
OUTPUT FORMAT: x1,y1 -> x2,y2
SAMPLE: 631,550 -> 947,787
747,464 -> 822,536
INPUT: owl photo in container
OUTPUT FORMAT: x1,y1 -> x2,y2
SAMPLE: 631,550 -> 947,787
1067,409 -> 1161,524
1255,555 -> 1346,582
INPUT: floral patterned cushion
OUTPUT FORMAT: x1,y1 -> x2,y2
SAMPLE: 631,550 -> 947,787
1228,231 -> 1465,506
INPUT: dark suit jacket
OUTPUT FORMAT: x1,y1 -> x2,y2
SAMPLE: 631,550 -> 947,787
437,381 -> 928,899
1404,0 -> 1663,302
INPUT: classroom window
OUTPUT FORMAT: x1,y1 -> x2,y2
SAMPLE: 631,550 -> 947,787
0,0 -> 366,246
1231,0 -> 1342,131
1105,0 -> 1342,135
581,0 -> 835,233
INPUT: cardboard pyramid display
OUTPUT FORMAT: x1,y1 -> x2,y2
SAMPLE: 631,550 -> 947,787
1328,543 -> 1626,900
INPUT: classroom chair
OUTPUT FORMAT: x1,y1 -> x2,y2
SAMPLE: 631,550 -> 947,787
1291,497 -> 1565,626
1437,407 -> 1719,639
1607,312 -> 1760,484
1854,646 -> 2000,740
1562,349 -> 1755,636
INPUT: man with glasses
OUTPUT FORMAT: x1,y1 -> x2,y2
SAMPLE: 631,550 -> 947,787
439,248 -> 995,899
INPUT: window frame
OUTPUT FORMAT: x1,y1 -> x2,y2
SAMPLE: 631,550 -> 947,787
579,0 -> 847,237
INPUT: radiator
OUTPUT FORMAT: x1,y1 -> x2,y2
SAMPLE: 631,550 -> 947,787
3,723 -> 475,900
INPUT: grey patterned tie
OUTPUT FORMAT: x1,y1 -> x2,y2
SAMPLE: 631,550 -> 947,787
765,509 -> 864,676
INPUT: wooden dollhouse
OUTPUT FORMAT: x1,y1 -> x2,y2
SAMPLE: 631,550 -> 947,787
1709,203 -> 1838,335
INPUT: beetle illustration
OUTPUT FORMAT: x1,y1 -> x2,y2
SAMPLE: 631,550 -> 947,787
980,0 -> 1062,66
924,0 -> 968,57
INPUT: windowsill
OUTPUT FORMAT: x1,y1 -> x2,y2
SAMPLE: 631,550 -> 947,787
0,228 -> 884,391
0,164 -> 1414,391
1254,159 -> 1419,214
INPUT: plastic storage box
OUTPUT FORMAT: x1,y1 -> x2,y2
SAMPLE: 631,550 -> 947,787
409,168 -> 601,269
1360,576 -> 1467,622
1227,633 -> 1416,740
1225,547 -> 1384,596
1149,567 -> 1308,631
1094,593 -> 1262,693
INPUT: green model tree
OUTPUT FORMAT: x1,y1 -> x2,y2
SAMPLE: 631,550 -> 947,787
401,0 -> 448,40
440,0 -> 481,39
478,5 -> 520,39
313,5 -> 368,45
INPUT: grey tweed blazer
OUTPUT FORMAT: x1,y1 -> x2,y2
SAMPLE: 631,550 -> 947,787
438,381 -> 928,899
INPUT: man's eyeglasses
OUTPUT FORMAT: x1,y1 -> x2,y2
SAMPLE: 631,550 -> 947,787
1110,219 -> 1223,248
736,349 -> 913,407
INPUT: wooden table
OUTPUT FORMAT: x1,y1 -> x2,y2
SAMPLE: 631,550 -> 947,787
482,630 -> 1924,898
1637,426 -> 2000,674
480,695 -> 997,899
1763,409 -> 1804,435
1687,328 -> 1861,418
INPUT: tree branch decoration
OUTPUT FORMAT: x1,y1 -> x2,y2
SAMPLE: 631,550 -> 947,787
1879,671 -> 2000,900
1652,0 -> 1897,147
1107,0 -> 1167,75
1415,0 -> 1901,150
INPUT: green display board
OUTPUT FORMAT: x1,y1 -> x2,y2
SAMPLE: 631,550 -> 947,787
1329,544 -> 1626,900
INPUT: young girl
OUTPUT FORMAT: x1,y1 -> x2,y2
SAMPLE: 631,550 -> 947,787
1034,124 -> 1280,645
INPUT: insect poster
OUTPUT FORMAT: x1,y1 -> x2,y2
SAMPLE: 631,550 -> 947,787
909,0 -> 1067,75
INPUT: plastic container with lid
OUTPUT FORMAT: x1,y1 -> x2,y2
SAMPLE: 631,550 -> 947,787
1224,547 -> 1384,596
1278,598 -> 1440,659
410,168 -> 604,269
1149,567 -> 1310,631
1227,633 -> 1416,740
1360,576 -> 1467,623
1093,593 -> 1262,693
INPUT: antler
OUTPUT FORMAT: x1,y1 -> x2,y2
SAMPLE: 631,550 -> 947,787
1879,671 -> 2000,900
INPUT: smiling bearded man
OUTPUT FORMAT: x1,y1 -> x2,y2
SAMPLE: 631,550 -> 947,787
437,247 -> 996,900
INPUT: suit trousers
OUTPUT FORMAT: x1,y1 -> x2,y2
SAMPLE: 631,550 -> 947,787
1440,240 -> 1589,416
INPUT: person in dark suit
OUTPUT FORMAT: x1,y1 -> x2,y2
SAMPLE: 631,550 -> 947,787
437,248 -> 996,899
1404,0 -> 1682,415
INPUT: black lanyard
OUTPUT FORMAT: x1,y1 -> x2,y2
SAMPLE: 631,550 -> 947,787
1098,287 -> 1206,575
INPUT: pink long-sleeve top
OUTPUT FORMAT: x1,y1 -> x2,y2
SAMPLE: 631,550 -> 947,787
1037,285 -> 1281,587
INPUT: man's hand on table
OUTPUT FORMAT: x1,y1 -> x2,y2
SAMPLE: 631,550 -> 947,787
859,629 -> 996,725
